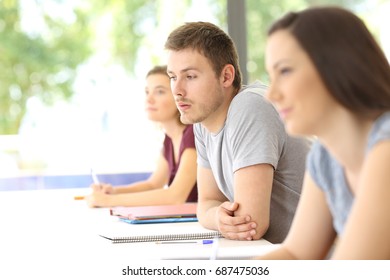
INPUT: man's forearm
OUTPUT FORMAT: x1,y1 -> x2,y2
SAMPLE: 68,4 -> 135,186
197,200 -> 221,230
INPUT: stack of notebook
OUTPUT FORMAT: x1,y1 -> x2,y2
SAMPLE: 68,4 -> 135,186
109,203 -> 198,224
101,203 -> 222,243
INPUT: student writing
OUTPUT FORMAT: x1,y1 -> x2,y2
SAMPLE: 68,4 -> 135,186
86,65 -> 198,207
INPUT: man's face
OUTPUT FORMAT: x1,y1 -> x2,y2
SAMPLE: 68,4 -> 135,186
167,49 -> 225,128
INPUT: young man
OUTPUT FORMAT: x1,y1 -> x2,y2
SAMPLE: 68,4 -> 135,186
165,22 -> 310,244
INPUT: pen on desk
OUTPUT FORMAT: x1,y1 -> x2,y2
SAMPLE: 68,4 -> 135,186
156,240 -> 213,245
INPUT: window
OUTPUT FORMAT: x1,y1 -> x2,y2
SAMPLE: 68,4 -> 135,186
0,0 -> 388,188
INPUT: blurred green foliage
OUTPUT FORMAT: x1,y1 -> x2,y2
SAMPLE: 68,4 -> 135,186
0,0 -> 155,134
0,0 -> 92,134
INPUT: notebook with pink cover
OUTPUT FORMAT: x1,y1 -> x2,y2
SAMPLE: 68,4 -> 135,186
110,203 -> 197,221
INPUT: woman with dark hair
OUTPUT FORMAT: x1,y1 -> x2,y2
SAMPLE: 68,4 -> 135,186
86,65 -> 197,207
259,6 -> 390,259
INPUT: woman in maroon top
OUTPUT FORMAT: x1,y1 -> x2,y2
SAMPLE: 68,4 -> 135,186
86,65 -> 197,207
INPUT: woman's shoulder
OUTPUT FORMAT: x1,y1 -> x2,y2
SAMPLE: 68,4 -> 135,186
306,140 -> 339,191
182,124 -> 194,138
181,125 -> 195,148
367,111 -> 390,150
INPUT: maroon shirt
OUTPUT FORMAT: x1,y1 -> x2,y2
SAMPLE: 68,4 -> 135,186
163,124 -> 198,202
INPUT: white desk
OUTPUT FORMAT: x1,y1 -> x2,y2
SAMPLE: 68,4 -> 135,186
0,188 -> 276,279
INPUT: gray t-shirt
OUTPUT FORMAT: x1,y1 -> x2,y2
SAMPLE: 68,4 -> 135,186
307,112 -> 390,235
195,81 -> 310,243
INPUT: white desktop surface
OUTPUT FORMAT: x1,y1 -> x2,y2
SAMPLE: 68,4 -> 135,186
0,188 -> 277,279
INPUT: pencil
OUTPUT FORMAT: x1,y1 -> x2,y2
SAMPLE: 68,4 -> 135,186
90,168 -> 100,185
73,196 -> 85,200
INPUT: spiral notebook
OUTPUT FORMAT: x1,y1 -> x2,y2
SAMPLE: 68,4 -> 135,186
99,221 -> 222,244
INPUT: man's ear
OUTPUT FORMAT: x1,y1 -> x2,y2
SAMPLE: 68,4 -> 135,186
220,64 -> 235,87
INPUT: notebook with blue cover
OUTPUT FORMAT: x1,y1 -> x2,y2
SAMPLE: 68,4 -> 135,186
119,216 -> 198,224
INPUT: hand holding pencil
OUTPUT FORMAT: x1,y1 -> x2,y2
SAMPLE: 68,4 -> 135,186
74,169 -> 112,202
83,169 -> 115,207
90,169 -> 114,194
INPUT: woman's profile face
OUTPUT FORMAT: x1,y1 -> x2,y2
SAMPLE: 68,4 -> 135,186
145,73 -> 178,123
265,29 -> 339,136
